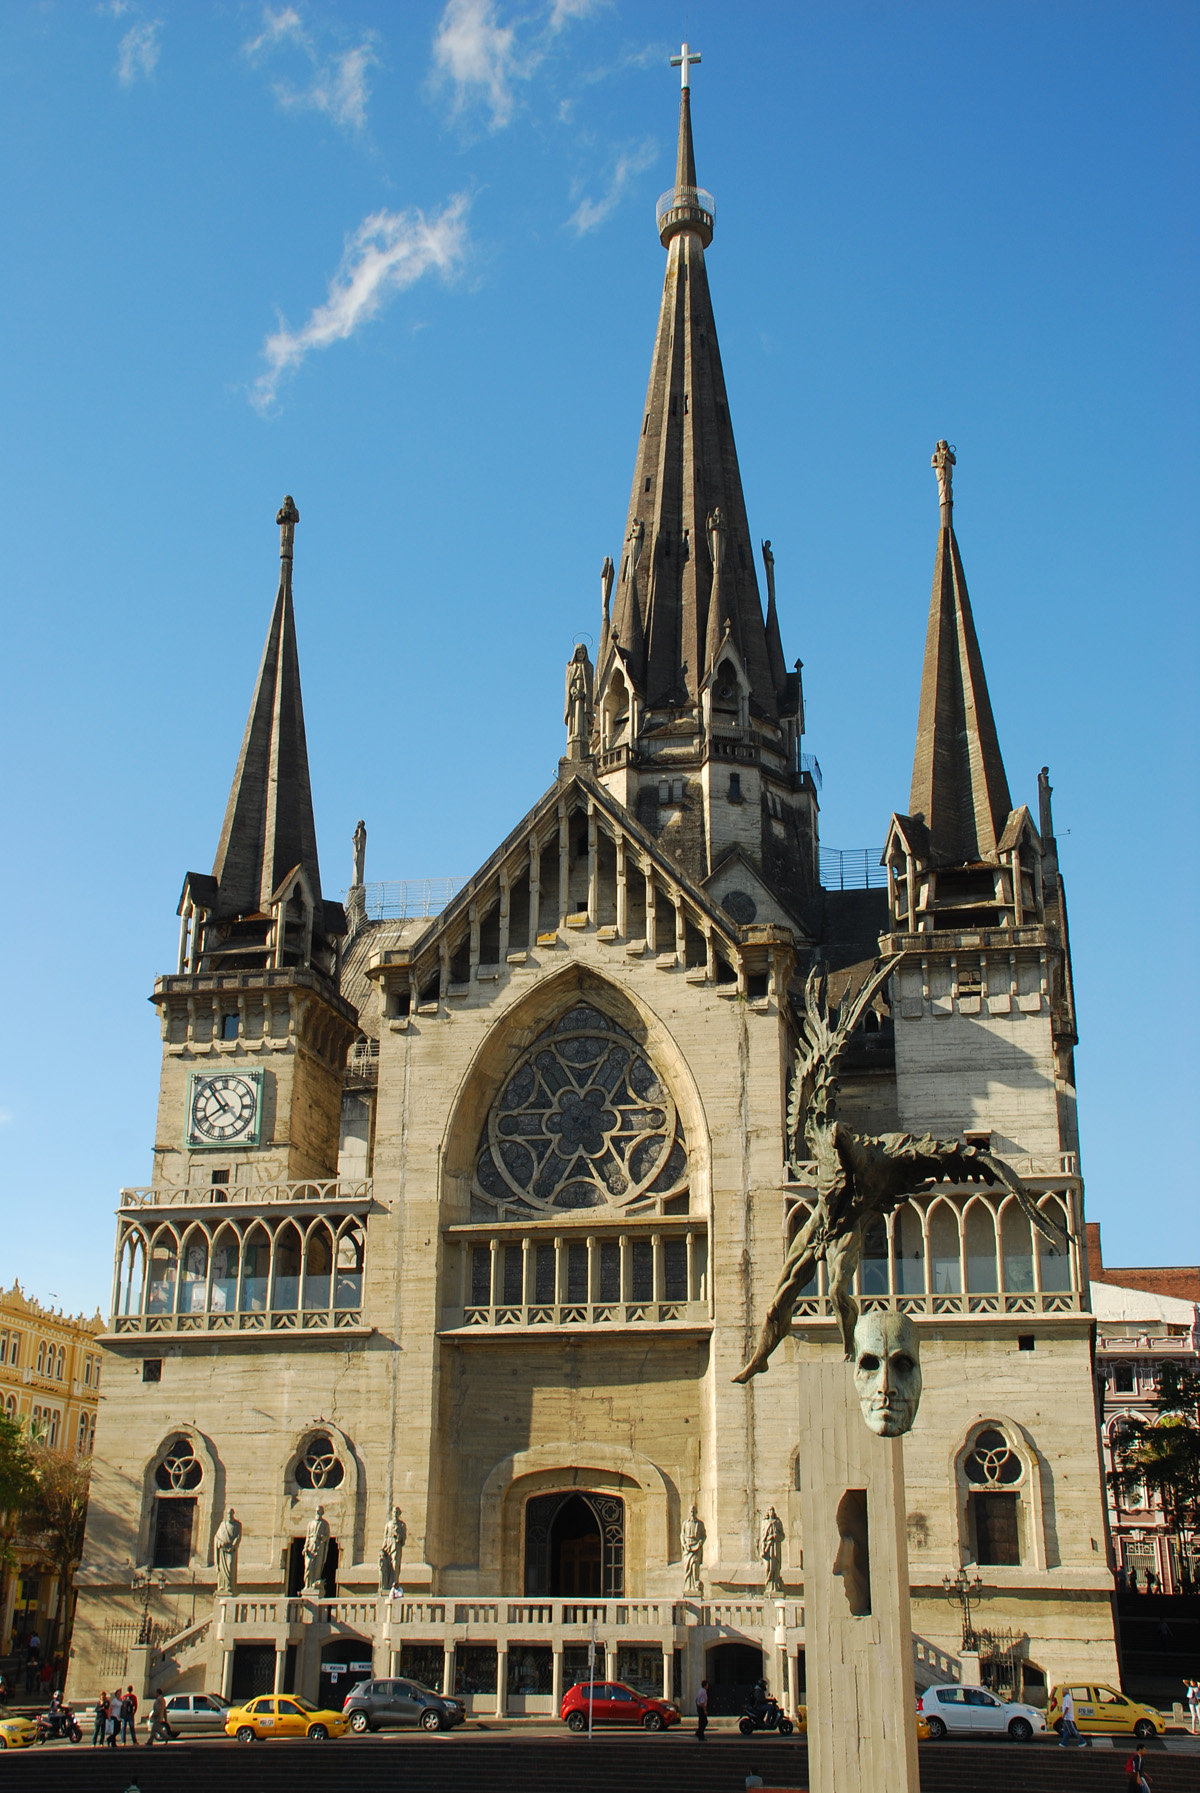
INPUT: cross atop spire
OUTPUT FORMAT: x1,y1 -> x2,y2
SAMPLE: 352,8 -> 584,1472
670,41 -> 701,89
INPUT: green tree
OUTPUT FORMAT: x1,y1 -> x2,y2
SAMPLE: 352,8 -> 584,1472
22,1441 -> 92,1662
1109,1361 -> 1200,1570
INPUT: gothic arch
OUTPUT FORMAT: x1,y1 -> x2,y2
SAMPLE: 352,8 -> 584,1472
950,1414 -> 1047,1572
139,1426 -> 220,1573
440,965 -> 711,1222
479,1440 -> 675,1597
277,1422 -> 364,1582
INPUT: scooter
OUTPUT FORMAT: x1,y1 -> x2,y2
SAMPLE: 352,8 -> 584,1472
36,1706 -> 83,1744
738,1697 -> 794,1737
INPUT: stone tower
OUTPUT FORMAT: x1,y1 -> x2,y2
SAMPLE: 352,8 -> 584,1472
157,497 -> 356,1190
588,66 -> 817,932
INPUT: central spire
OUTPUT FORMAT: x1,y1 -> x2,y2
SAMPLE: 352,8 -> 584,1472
601,67 -> 786,723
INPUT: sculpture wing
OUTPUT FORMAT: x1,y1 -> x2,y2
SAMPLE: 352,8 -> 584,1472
870,1135 -> 1072,1250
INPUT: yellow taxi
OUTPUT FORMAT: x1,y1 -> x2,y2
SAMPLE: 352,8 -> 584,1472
916,1710 -> 931,1742
0,1715 -> 39,1750
1048,1683 -> 1163,1739
224,1693 -> 349,1741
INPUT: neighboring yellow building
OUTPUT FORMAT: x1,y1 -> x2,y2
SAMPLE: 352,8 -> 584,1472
0,1283 -> 104,1661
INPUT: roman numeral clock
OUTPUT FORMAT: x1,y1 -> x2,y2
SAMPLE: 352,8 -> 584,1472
185,1069 -> 264,1148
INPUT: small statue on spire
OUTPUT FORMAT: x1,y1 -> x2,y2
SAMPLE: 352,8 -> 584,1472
761,538 -> 776,605
626,518 -> 645,580
564,643 -> 594,761
600,555 -> 614,625
277,493 -> 300,558
706,506 -> 725,570
351,819 -> 367,890
931,442 -> 955,523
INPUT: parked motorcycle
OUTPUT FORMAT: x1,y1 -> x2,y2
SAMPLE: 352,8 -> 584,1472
36,1706 -> 83,1744
738,1696 -> 794,1737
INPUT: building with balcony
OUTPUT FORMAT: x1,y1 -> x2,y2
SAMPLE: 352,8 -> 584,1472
0,1283 -> 103,1660
69,59 -> 1115,1717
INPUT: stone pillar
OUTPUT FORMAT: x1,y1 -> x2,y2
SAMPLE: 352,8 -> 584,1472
274,1646 -> 288,1693
958,1650 -> 981,1686
551,1646 -> 563,1713
660,1643 -> 672,1701
495,1648 -> 507,1717
220,1647 -> 235,1700
127,1642 -> 152,1702
442,1647 -> 455,1697
798,1361 -> 919,1793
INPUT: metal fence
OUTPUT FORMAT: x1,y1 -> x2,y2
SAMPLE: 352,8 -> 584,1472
360,879 -> 461,920
819,846 -> 888,891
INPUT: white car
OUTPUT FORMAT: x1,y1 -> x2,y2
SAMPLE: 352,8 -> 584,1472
918,1683 -> 1047,1741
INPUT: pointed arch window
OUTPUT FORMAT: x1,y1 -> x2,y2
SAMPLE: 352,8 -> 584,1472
472,1003 -> 688,1220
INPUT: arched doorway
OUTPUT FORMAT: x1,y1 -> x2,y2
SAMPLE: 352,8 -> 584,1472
706,1641 -> 763,1718
524,1491 -> 624,1596
318,1636 -> 372,1710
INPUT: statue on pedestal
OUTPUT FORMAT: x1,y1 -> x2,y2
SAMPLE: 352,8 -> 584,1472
760,1506 -> 784,1595
681,1504 -> 705,1593
303,1505 -> 330,1593
378,1506 -> 406,1593
735,958 -> 1071,1383
214,1508 -> 242,1595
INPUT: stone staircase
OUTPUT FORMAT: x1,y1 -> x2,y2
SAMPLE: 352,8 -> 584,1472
148,1617 -> 212,1692
0,1735 -> 1195,1793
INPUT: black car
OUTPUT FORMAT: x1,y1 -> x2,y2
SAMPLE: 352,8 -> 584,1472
342,1678 -> 465,1733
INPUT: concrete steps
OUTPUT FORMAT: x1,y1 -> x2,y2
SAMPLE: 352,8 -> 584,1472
2,1735 -> 1197,1793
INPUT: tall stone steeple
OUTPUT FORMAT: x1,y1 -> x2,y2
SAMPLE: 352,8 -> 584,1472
885,447 -> 1042,936
908,443 -> 1013,866
176,498 -> 345,976
590,51 -> 817,920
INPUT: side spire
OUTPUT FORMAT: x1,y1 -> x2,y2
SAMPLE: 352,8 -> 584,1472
211,496 -> 325,918
909,445 -> 1013,864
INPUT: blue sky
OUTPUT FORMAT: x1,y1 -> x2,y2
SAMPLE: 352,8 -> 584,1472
1,0 -> 1195,1314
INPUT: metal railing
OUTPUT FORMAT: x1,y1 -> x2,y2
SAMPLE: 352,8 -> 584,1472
820,846 -> 888,891
359,879 -> 461,921
119,1180 -> 372,1209
655,184 -> 716,225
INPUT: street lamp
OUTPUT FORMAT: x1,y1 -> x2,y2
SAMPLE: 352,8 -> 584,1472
942,1567 -> 984,1651
131,1570 -> 166,1645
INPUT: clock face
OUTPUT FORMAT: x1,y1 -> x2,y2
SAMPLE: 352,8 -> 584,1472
187,1072 -> 262,1147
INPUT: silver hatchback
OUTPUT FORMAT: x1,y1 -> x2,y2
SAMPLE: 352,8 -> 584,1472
159,1692 -> 233,1734
918,1683 -> 1046,1741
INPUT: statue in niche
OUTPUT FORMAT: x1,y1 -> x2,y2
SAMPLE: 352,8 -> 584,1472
760,1506 -> 784,1595
563,644 -> 594,758
303,1505 -> 331,1593
681,1504 -> 706,1593
853,1311 -> 922,1437
214,1508 -> 242,1595
351,819 -> 367,889
734,957 -> 1071,1383
833,1489 -> 871,1617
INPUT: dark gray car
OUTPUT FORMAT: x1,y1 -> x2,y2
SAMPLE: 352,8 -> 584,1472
342,1678 -> 465,1733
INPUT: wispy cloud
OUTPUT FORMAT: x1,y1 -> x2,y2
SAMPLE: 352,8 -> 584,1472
252,195 -> 471,412
243,7 -> 380,132
567,137 -> 656,234
115,18 -> 161,84
430,0 -> 598,130
0,1107 -> 12,1129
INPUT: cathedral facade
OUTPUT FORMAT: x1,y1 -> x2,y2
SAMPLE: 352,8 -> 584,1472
70,71 -> 1117,1717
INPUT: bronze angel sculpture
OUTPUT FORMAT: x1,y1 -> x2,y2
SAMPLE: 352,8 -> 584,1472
734,957 -> 1072,1382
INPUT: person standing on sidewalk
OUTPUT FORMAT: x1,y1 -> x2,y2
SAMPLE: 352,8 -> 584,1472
92,1693 -> 108,1747
695,1678 -> 709,1741
106,1689 -> 123,1747
1186,1677 -> 1199,1734
120,1686 -> 139,1745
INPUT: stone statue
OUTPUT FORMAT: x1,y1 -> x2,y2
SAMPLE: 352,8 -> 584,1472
303,1505 -> 330,1593
382,1506 -> 406,1583
706,506 -> 725,570
761,538 -> 775,606
852,1310 -> 922,1437
378,1547 -> 393,1596
932,440 -> 955,518
760,1506 -> 784,1594
734,958 -> 1072,1381
600,554 -> 615,622
681,1504 -> 705,1593
626,518 -> 645,581
214,1507 -> 242,1595
352,819 -> 366,889
563,644 -> 594,758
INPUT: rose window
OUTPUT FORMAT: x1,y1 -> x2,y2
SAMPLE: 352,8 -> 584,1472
964,1428 -> 1022,1486
473,1003 -> 688,1217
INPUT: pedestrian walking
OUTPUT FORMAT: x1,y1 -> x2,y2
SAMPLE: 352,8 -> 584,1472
92,1693 -> 108,1747
1130,1569 -> 1139,1593
1059,1686 -> 1085,1748
1126,1743 -> 1152,1791
107,1689 -> 123,1747
1185,1678 -> 1199,1734
695,1678 -> 709,1741
145,1691 -> 173,1746
120,1686 -> 139,1745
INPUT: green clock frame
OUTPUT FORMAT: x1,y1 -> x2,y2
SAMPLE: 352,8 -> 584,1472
185,1068 -> 265,1150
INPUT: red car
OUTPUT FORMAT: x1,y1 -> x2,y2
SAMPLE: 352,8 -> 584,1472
561,1680 -> 681,1732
